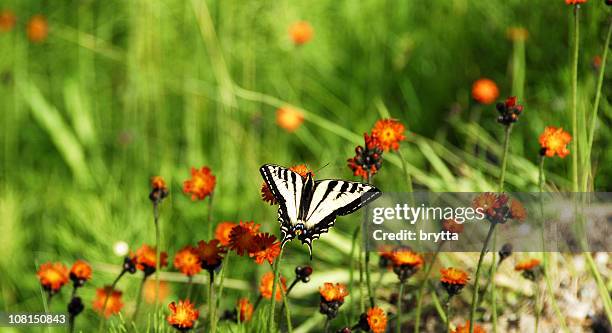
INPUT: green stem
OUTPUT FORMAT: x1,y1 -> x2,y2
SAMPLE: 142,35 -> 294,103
281,281 -> 293,333
498,125 -> 512,192
414,241 -> 444,333
570,4 -> 580,192
397,149 -> 415,204
585,252 -> 612,324
207,193 -> 214,240
468,223 -> 497,333
534,281 -> 540,333
96,269 -> 126,333
323,317 -> 330,333
132,275 -> 147,321
490,251 -> 498,333
215,251 -> 230,309
584,18 -> 612,190
397,282 -> 404,333
348,226 -> 360,322
446,296 -> 452,333
154,203 -> 161,315
269,247 -> 284,331
208,271 -> 217,333
186,276 -> 194,301
363,172 -> 375,308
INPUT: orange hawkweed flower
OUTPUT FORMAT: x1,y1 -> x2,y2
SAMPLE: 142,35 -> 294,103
347,133 -> 384,179
452,321 -> 487,333
173,245 -> 202,277
390,248 -> 424,282
276,106 -> 304,132
37,262 -> 69,293
249,233 -> 281,265
366,307 -> 387,333
539,126 -> 571,158
183,166 -> 216,200
319,283 -> 349,303
471,78 -> 499,105
289,21 -> 313,45
371,119 -> 406,151
27,15 -> 48,43
440,267 -> 469,296
215,222 -> 237,246
515,258 -> 540,271
150,176 -> 169,203
167,300 -> 199,330
378,245 -> 395,269
144,280 -> 170,304
237,298 -> 254,322
197,239 -> 226,271
133,244 -> 168,276
442,219 -> 464,234
509,199 -> 527,221
261,164 -> 313,205
0,10 -> 16,32
472,192 -> 507,217
69,260 -> 92,287
228,221 -> 260,255
92,287 -> 123,318
565,0 -> 587,4
259,271 -> 287,301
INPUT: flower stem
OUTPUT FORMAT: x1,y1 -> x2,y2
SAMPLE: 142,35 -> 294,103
414,241 -> 443,333
468,223 -> 497,333
215,251 -> 230,310
96,269 -> 126,333
186,276 -> 194,301
154,202 -> 161,315
363,172 -> 375,308
208,270 -> 217,333
396,282 -> 404,333
534,281 -> 541,333
207,193 -> 215,240
348,226 -> 360,322
323,317 -> 330,333
132,275 -> 147,321
281,283 -> 293,333
445,295 -> 452,333
498,124 -> 512,192
269,247 -> 284,331
570,4 -> 580,192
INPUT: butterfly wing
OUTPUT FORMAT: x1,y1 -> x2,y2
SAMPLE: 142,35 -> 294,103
259,164 -> 304,245
299,180 -> 382,255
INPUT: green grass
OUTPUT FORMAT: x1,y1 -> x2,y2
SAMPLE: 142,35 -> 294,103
0,0 -> 611,332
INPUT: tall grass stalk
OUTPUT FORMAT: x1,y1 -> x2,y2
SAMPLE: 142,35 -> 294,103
570,5 -> 580,192
132,275 -> 147,321
281,284 -> 293,333
348,226 -> 360,322
396,282 -> 404,333
468,223 -> 496,333
208,271 -> 217,333
363,172 -> 375,308
153,202 -> 161,316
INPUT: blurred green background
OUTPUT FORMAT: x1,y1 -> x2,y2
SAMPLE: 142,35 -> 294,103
0,0 -> 610,332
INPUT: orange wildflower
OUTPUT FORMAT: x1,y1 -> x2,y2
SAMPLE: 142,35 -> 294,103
289,21 -> 313,45
237,298 -> 254,322
276,106 -> 304,132
249,233 -> 281,265
515,258 -> 541,271
92,287 -> 123,318
442,219 -> 464,234
319,283 -> 349,303
215,222 -> 237,246
261,164 -> 313,205
0,10 -> 16,32
197,239 -> 226,271
509,199 -> 527,221
27,15 -> 48,43
366,307 -> 387,333
183,166 -> 216,200
167,300 -> 199,330
440,267 -> 469,296
539,126 -> 571,158
347,133 -> 383,179
69,260 -> 92,286
259,271 -> 287,301
371,119 -> 406,151
378,245 -> 395,269
228,221 -> 260,255
150,176 -> 169,203
37,262 -> 69,293
391,248 -> 424,282
452,321 -> 487,333
565,0 -> 587,4
471,78 -> 499,105
151,176 -> 167,191
472,192 -> 506,217
133,244 -> 168,275
144,279 -> 170,304
173,245 -> 202,277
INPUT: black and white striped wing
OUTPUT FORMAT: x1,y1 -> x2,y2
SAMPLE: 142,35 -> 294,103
302,180 -> 381,241
259,164 -> 304,242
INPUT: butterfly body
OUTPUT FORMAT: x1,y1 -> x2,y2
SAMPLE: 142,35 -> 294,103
260,164 -> 382,258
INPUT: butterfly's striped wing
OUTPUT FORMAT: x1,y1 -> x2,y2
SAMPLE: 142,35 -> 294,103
299,180 -> 382,251
259,164 -> 304,244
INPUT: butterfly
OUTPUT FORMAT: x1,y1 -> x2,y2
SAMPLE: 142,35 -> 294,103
260,164 -> 382,258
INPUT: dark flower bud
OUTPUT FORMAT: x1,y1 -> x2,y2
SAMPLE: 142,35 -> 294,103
295,266 -> 313,283
123,256 -> 137,274
336,328 -> 352,333
498,243 -> 513,263
67,297 -> 84,317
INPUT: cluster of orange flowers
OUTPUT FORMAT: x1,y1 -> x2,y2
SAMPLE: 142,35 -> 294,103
472,193 -> 527,224
0,10 -> 48,42
347,118 -> 407,179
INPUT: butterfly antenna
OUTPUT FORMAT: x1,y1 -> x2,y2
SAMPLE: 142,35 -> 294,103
314,162 -> 330,174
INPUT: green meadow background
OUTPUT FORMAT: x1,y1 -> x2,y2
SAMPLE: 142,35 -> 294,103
0,0 -> 610,332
